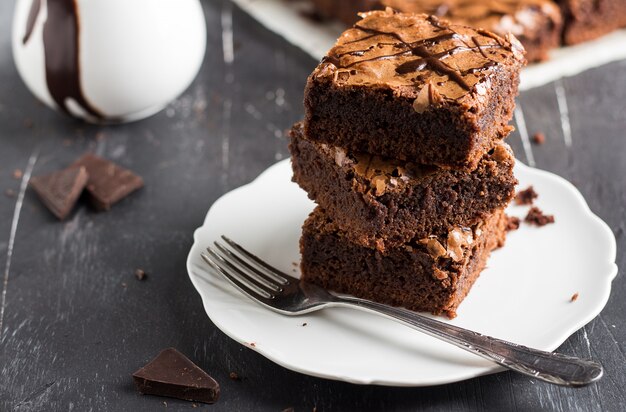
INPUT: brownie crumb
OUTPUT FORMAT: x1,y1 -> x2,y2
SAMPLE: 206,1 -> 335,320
571,292 -> 579,302
515,186 -> 538,205
5,189 -> 16,198
249,342 -> 256,347
302,322 -> 308,327
135,269 -> 147,280
525,207 -> 555,226
532,132 -> 545,145
229,372 -> 240,381
12,169 -> 23,180
506,216 -> 521,231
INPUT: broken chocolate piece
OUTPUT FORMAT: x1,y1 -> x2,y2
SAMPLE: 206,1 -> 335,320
133,348 -> 220,404
525,206 -> 555,226
71,154 -> 143,211
515,186 -> 538,206
29,166 -> 89,220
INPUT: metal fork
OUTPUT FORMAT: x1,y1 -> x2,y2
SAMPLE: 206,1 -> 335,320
201,235 -> 602,387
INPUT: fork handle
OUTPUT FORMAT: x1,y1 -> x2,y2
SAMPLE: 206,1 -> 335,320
332,296 -> 602,387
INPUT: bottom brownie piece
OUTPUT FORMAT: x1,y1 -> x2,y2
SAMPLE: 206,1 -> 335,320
300,207 -> 507,318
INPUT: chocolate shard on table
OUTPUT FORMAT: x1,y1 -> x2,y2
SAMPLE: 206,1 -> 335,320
557,0 -> 626,45
133,348 -> 220,404
29,166 -> 89,220
381,0 -> 562,62
71,153 -> 143,211
300,207 -> 508,318
289,122 -> 516,250
304,9 -> 525,169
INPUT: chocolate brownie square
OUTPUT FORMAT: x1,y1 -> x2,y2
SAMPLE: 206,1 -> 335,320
300,207 -> 507,318
289,122 -> 516,250
381,0 -> 562,62
557,0 -> 626,44
304,9 -> 525,169
311,0 -> 382,25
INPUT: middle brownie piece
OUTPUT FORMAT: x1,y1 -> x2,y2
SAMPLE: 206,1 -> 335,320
289,122 -> 516,250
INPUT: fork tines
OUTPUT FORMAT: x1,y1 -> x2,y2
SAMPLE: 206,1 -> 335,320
201,236 -> 294,301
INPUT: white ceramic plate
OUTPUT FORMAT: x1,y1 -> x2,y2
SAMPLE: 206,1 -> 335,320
186,159 -> 617,386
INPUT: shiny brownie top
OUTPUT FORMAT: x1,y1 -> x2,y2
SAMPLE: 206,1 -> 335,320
311,9 -> 526,106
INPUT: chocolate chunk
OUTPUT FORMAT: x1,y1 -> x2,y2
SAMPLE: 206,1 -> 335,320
525,206 -> 555,226
515,186 -> 538,206
71,154 -> 143,211
29,166 -> 89,220
571,292 -> 579,302
133,348 -> 220,404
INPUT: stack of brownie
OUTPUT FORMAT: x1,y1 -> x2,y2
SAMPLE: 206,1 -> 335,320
288,10 -> 525,317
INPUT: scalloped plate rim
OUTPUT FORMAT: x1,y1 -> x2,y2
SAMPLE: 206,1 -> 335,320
186,159 -> 617,386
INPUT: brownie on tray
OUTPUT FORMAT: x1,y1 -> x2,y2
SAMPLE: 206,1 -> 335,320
557,0 -> 626,44
289,122 -> 516,250
311,0 -> 381,25
381,0 -> 562,62
300,207 -> 508,318
304,9 -> 525,169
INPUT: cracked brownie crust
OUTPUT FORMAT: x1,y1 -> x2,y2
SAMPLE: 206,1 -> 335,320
381,0 -> 562,62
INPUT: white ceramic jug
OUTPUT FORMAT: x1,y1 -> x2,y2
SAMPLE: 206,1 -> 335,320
12,0 -> 207,123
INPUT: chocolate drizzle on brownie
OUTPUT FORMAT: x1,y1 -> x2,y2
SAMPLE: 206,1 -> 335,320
387,0 -> 549,22
319,10 -> 520,98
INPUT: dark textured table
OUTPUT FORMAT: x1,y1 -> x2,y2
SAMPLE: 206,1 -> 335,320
1,1 -> 625,410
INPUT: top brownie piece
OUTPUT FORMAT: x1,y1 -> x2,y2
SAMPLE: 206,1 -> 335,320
382,0 -> 562,62
304,9 -> 525,169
